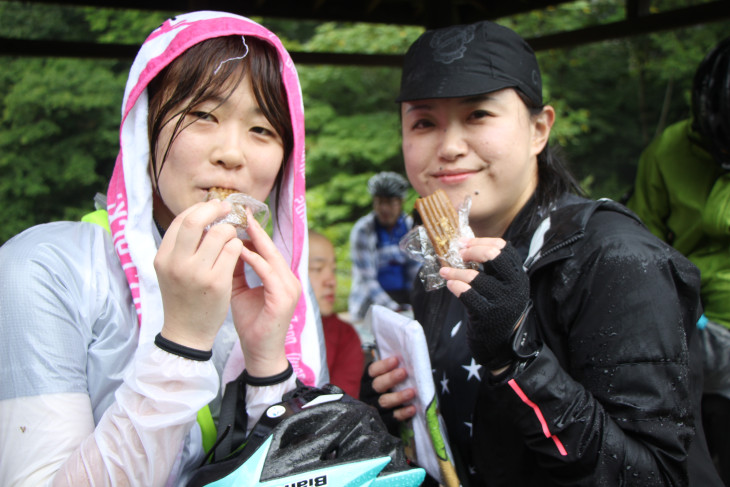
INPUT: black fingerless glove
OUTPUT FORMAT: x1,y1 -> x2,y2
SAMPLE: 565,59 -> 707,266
459,242 -> 530,369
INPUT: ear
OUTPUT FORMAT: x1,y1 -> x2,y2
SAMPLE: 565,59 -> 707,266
531,105 -> 555,156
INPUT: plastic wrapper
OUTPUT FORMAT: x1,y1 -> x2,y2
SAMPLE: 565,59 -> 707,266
400,195 -> 478,291
207,193 -> 270,240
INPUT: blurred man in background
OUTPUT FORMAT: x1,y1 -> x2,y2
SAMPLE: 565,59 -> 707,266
348,172 -> 420,321
309,230 -> 363,398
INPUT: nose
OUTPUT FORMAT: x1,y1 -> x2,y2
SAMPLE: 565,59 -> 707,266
212,123 -> 245,169
323,266 -> 337,288
437,125 -> 468,162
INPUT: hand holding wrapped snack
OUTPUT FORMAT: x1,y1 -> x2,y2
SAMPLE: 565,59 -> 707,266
205,187 -> 270,240
400,189 -> 477,291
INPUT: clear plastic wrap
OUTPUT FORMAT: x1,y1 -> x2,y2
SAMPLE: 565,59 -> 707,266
400,195 -> 478,291
207,193 -> 270,240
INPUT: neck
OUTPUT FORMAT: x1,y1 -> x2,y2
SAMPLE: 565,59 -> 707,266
469,214 -> 512,238
470,179 -> 538,237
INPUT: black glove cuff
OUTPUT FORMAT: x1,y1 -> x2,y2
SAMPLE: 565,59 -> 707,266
490,301 -> 533,369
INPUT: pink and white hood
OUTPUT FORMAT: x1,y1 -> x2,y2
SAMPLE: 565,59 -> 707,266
106,11 -> 325,387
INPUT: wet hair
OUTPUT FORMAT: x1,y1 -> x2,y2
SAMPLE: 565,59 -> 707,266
147,35 -> 293,209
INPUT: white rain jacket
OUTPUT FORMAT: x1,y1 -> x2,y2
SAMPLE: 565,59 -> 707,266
0,11 -> 326,486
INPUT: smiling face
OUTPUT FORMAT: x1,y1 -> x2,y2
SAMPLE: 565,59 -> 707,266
151,74 -> 284,230
401,88 -> 553,238
308,232 -> 337,317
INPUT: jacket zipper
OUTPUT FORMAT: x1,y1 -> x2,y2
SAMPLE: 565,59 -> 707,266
524,232 -> 583,273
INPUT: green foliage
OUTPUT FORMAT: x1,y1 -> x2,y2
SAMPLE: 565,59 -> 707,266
85,8 -> 172,44
500,0 -> 729,200
0,3 -> 172,243
539,21 -> 729,200
1,0 -> 729,319
0,1 -> 88,40
0,56 -> 123,241
300,22 -> 422,54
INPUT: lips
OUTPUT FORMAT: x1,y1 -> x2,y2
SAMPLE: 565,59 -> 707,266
433,169 -> 478,184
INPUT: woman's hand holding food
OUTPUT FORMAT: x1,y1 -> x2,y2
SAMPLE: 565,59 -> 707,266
155,200 -> 243,351
230,209 -> 301,378
439,238 -> 530,371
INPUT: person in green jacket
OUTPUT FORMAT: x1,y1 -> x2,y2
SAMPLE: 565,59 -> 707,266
627,35 -> 730,485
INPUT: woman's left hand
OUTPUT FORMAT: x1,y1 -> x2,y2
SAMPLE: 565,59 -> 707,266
439,238 -> 529,370
230,209 -> 301,377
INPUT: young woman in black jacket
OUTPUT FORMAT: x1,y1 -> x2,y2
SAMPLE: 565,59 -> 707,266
367,20 -> 722,487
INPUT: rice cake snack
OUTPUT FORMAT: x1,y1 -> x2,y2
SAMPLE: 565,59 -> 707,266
414,189 -> 460,267
205,187 -> 269,239
206,187 -> 248,229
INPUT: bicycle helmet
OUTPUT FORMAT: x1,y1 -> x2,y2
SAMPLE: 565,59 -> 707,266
692,36 -> 730,170
367,172 -> 410,198
187,384 -> 426,487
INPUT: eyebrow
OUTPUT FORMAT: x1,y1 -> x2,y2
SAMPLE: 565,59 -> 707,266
405,102 -> 432,113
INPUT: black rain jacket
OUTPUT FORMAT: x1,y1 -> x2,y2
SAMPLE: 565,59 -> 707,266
412,194 -> 723,486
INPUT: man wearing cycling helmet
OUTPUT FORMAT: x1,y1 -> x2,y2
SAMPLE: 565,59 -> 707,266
348,172 -> 420,321
628,35 -> 730,484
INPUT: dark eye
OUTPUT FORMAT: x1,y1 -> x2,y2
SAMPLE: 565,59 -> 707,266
191,111 -> 215,121
251,126 -> 274,136
411,118 -> 435,130
470,109 -> 491,120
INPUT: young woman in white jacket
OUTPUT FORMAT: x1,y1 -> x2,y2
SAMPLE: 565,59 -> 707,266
0,11 -> 326,486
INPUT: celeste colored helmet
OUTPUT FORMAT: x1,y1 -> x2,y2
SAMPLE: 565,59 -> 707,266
186,384 -> 426,487
692,36 -> 730,170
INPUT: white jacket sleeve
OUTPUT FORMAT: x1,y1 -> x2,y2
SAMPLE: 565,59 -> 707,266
244,374 -> 298,436
0,343 -> 219,487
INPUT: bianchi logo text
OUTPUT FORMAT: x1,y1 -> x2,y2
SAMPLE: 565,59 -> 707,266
281,475 -> 327,487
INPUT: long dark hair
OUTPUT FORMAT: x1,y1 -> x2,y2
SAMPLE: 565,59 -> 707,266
508,90 -> 586,237
147,35 -> 293,208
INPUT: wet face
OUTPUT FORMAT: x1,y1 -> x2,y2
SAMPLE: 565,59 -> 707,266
373,196 -> 404,230
308,233 -> 337,316
152,74 -> 284,229
401,88 -> 553,237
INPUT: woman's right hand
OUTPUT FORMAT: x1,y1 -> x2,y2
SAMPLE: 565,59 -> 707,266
368,356 -> 417,421
154,200 -> 243,350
